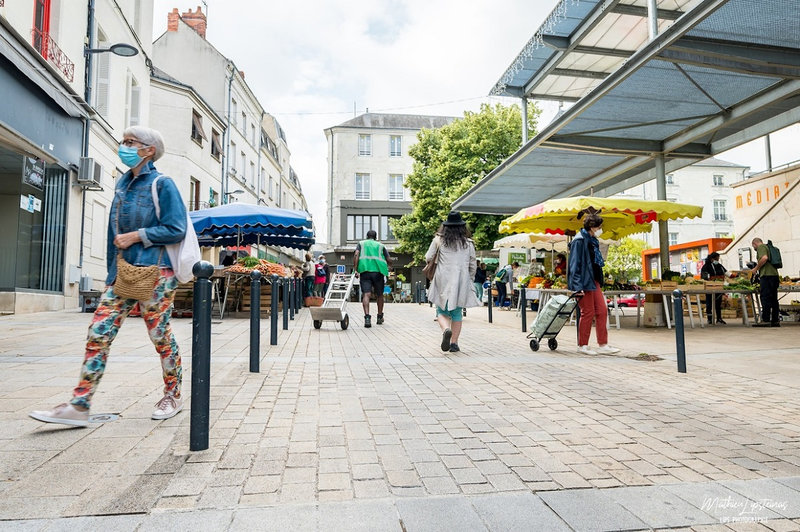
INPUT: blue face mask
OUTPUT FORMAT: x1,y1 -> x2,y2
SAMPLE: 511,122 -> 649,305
118,145 -> 143,168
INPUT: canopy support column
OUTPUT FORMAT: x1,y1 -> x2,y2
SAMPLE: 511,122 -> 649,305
655,154 -> 669,275
521,97 -> 529,144
647,0 -> 659,41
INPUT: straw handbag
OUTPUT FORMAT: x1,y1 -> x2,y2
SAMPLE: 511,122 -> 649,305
113,197 -> 161,301
115,251 -> 160,300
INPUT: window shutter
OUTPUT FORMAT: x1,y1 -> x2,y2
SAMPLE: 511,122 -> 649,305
95,52 -> 110,117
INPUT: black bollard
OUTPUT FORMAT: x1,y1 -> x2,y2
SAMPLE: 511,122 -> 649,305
520,285 -> 527,332
487,281 -> 493,323
190,261 -> 214,451
289,277 -> 296,320
673,289 -> 687,373
270,275 -> 279,345
282,274 -> 289,330
249,270 -> 261,373
297,278 -> 303,310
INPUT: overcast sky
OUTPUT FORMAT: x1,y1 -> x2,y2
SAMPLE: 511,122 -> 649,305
152,1 -> 797,242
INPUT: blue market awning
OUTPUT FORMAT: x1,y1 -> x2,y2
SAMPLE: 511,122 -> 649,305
190,204 -> 312,234
189,204 -> 315,250
455,0 -> 800,214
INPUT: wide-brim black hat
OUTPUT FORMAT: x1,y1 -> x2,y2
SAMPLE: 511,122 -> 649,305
442,211 -> 466,226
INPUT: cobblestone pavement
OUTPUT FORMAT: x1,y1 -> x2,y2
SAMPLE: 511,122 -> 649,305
1,304 -> 799,530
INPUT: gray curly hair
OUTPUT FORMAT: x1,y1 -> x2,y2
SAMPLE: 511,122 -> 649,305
123,126 -> 165,161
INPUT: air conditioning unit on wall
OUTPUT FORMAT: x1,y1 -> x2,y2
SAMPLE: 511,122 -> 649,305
77,157 -> 102,188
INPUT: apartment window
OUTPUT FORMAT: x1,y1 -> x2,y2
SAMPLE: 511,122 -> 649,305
229,141 -> 237,173
381,216 -> 399,241
358,134 -> 371,156
240,152 -> 247,183
268,175 -> 274,198
94,28 -> 110,117
715,232 -> 729,238
189,178 -> 200,210
713,174 -> 724,186
292,201 -> 296,210
388,174 -> 404,200
251,124 -> 256,146
282,192 -> 286,208
241,112 -> 247,135
355,173 -> 370,199
250,162 -> 256,188
260,167 -> 266,192
125,73 -> 140,128
713,199 -> 727,221
191,110 -> 206,144
231,98 -> 238,126
666,173 -> 674,184
347,215 -> 380,241
211,129 -> 222,160
390,135 -> 402,157
669,232 -> 678,246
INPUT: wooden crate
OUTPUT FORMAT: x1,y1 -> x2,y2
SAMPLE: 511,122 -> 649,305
704,281 -> 724,290
660,281 -> 678,290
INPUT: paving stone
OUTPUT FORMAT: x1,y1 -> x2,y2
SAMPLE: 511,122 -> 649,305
317,500 -> 401,531
396,497 -> 488,532
605,485 -> 718,529
353,479 -> 391,499
421,476 -> 460,495
230,505 -> 316,531
663,481 -> 783,523
471,492 -> 571,532
139,509 -> 234,531
539,489 -> 647,532
722,478 -> 800,518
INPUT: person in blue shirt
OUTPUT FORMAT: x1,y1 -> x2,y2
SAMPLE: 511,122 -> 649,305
30,126 -> 187,427
568,211 -> 620,356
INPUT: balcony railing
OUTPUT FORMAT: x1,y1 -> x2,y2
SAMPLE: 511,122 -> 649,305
189,201 -> 212,211
713,214 -> 728,221
31,28 -> 74,82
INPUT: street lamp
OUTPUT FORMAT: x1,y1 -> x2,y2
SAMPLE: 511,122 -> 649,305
84,43 -> 139,57
224,189 -> 244,203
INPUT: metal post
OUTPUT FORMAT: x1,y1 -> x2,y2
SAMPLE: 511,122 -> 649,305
655,154 -> 669,276
289,277 -> 296,320
270,275 -> 279,345
249,270 -> 261,373
673,289 -> 687,373
647,0 -> 658,41
282,275 -> 289,330
764,135 -> 773,172
190,261 -> 214,451
521,97 -> 529,144
296,278 -> 303,310
487,281 -> 493,323
520,285 -> 527,332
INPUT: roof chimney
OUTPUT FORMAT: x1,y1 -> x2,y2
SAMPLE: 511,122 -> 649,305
168,6 -> 207,39
167,8 -> 180,32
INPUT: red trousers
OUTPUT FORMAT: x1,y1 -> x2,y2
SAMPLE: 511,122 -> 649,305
577,282 -> 608,346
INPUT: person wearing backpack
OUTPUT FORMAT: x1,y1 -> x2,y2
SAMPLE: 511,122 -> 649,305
750,237 -> 781,327
494,264 -> 511,309
313,256 -> 329,297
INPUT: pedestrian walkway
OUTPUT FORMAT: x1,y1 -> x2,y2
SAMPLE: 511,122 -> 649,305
1,304 -> 799,530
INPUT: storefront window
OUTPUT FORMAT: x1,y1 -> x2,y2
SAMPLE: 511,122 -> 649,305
0,144 -> 67,292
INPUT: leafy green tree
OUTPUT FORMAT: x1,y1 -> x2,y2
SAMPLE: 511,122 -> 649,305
603,237 -> 648,282
392,103 -> 539,264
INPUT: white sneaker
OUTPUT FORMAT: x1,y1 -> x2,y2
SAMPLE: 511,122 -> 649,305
152,395 -> 183,420
577,345 -> 598,355
29,403 -> 89,427
596,345 -> 620,354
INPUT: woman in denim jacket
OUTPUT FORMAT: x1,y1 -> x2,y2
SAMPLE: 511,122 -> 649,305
30,126 -> 188,427
568,211 -> 620,356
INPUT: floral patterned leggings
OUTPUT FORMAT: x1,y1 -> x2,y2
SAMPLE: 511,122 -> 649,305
71,270 -> 181,409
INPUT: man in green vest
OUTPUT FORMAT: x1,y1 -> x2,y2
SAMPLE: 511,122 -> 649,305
354,230 -> 391,328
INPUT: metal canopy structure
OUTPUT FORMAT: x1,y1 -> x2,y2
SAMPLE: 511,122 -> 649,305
454,0 -> 800,214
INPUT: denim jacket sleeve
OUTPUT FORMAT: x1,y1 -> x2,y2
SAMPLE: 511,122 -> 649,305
138,176 -> 187,247
568,235 -> 595,292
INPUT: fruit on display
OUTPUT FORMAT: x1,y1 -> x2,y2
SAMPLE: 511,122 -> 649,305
225,257 -> 288,276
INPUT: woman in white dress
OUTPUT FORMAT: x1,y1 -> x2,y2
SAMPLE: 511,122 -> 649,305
424,212 -> 481,352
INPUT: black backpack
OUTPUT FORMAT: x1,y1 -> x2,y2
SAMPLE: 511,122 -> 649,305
767,240 -> 783,269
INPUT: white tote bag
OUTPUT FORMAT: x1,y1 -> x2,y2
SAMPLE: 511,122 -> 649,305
151,176 -> 202,283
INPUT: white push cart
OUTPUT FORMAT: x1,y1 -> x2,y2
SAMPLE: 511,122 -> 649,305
310,272 -> 356,330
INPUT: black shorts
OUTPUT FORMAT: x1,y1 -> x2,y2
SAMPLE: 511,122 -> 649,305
359,271 -> 385,295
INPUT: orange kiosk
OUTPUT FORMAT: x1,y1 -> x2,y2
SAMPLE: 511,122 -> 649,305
641,238 -> 732,281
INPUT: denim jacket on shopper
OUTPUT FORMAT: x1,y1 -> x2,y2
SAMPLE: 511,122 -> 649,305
105,161 -> 187,285
567,230 -> 597,292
